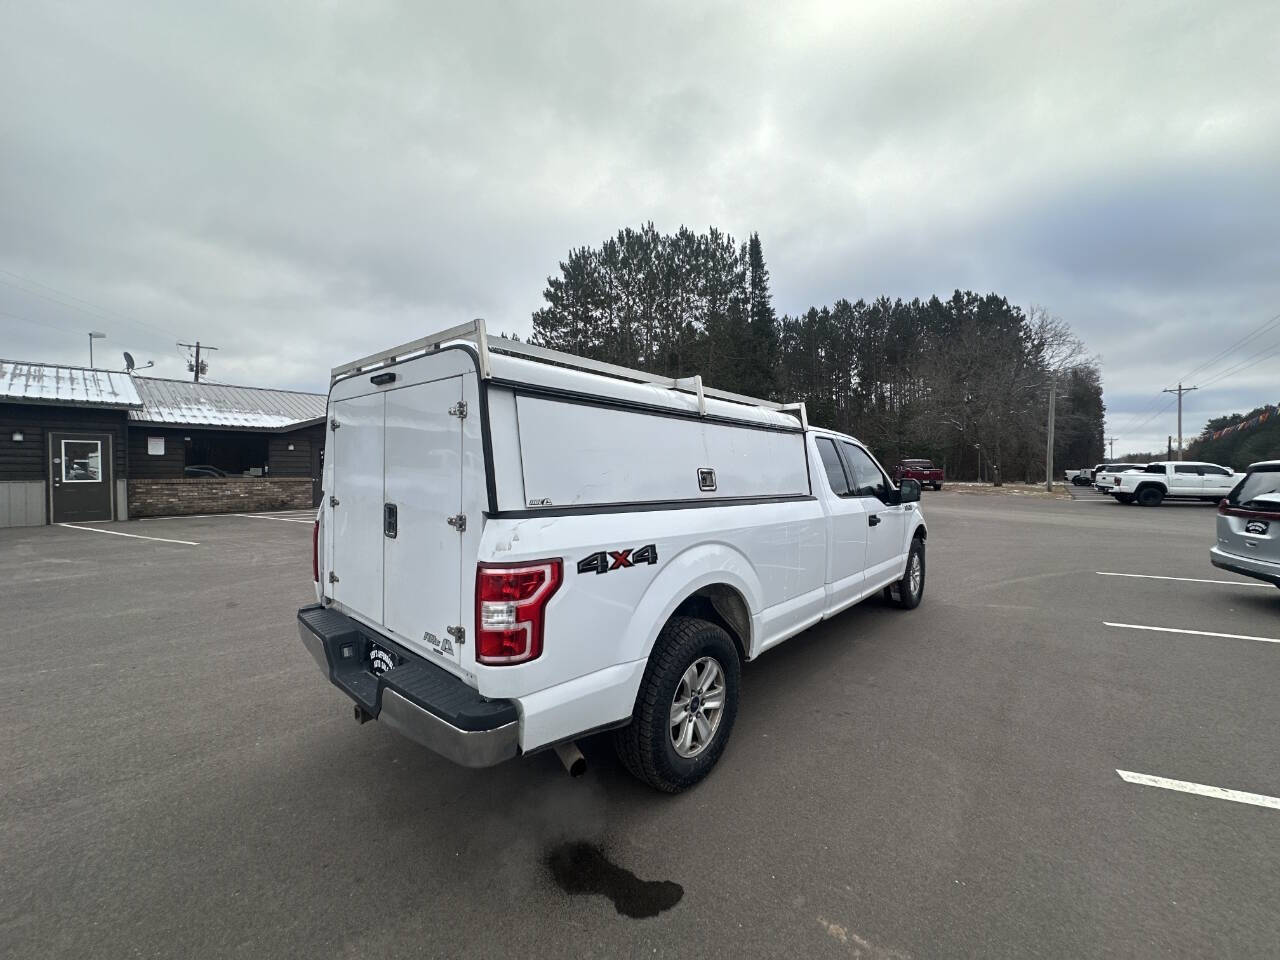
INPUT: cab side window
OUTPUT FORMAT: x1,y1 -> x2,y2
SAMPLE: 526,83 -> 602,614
1174,465 -> 1200,474
840,442 -> 889,500
816,438 -> 851,495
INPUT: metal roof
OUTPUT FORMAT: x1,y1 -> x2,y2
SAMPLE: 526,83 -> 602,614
0,359 -> 143,408
129,377 -> 326,430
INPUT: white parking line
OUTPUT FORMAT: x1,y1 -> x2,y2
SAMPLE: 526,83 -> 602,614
1104,621 -> 1280,644
1097,571 -> 1271,588
235,514 -> 313,524
58,523 -> 199,546
1117,770 -> 1280,811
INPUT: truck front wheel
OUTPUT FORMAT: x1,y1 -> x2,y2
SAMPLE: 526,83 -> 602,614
615,616 -> 741,793
886,536 -> 926,609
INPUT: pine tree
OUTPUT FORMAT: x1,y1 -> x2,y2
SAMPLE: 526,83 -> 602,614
746,233 -> 779,398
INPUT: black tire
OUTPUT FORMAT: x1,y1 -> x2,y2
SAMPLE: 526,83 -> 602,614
1136,486 -> 1165,507
1116,493 -> 1135,504
887,536 -> 925,609
614,616 -> 741,793
934,482 -> 943,491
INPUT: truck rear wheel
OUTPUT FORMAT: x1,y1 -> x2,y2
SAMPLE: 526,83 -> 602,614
615,616 -> 741,793
1137,486 -> 1165,507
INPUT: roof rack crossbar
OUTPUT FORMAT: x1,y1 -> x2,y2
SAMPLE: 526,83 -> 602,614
331,318 -> 799,421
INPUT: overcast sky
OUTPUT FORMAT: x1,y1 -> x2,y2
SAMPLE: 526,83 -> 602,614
3,1 -> 1277,454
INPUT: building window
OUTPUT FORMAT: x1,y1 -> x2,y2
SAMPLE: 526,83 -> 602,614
61,440 -> 102,482
184,432 -> 269,476
147,436 -> 165,455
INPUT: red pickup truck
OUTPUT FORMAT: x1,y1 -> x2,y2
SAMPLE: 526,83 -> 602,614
891,459 -> 944,491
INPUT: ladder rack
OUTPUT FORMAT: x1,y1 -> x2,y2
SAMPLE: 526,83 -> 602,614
331,318 -> 807,425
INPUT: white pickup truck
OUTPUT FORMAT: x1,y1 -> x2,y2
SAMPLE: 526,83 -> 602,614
1106,460 -> 1241,506
297,321 -> 928,792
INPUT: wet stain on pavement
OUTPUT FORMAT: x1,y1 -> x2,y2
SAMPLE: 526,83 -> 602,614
546,842 -> 683,918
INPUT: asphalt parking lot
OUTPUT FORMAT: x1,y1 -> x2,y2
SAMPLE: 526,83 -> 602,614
3,494 -> 1278,959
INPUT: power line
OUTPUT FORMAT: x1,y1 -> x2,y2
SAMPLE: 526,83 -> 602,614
1108,310 -> 1280,441
0,271 -> 175,342
1196,337 -> 1280,390
1175,310 -> 1280,385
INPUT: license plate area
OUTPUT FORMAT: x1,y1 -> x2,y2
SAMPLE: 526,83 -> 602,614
368,641 -> 402,676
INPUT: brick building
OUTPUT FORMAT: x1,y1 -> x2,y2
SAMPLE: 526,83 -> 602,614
0,360 -> 326,527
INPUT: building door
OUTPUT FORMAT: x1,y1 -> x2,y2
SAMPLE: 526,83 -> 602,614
49,432 -> 114,523
311,442 -> 324,508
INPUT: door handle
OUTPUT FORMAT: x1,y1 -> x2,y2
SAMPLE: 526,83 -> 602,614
868,514 -> 881,526
384,502 -> 398,538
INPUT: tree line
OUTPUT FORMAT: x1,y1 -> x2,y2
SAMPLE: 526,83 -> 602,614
1185,404 -> 1278,470
530,224 -> 1105,481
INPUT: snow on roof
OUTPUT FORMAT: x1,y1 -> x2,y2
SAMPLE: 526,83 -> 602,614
0,359 -> 143,408
129,377 -> 326,430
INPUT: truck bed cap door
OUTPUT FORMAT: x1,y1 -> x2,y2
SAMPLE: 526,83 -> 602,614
383,376 -> 465,665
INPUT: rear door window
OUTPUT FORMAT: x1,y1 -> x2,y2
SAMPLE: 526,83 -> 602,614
816,438 -> 851,495
840,442 -> 890,499
1231,468 -> 1280,508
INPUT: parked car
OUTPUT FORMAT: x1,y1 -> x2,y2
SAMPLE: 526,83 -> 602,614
1066,468 -> 1092,486
1211,460 -> 1280,588
1093,463 -> 1144,492
1109,461 -> 1241,506
184,465 -> 229,478
891,459 -> 944,490
297,321 -> 928,792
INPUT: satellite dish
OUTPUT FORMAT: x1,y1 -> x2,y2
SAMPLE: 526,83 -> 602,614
123,351 -> 136,371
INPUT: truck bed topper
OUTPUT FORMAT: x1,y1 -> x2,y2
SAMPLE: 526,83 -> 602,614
330,318 -> 809,431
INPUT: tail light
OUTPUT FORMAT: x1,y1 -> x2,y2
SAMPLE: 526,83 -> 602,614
476,559 -> 562,665
312,519 -> 320,583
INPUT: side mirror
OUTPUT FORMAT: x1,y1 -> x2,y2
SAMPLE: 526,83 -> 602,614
898,478 -> 921,503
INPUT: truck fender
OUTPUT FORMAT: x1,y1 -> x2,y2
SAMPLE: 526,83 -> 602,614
622,542 -> 764,666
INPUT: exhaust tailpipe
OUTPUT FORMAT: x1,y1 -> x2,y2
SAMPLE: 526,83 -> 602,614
553,741 -> 587,777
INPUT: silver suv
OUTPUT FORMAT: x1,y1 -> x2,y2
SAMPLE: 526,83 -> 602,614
1211,460 -> 1280,589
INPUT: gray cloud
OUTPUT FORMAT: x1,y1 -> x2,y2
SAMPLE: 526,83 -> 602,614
2,0 -> 1277,453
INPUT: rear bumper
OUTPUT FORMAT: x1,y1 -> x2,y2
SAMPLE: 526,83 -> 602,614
296,605 -> 520,767
1210,547 -> 1280,587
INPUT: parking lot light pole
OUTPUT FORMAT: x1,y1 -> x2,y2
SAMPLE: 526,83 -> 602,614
88,331 -> 106,368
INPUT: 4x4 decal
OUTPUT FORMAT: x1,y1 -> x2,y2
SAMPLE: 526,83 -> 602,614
577,543 -> 658,575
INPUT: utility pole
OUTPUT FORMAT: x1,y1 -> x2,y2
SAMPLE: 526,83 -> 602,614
1045,377 -> 1057,492
177,340 -> 219,382
1161,382 -> 1198,460
1106,436 -> 1117,460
